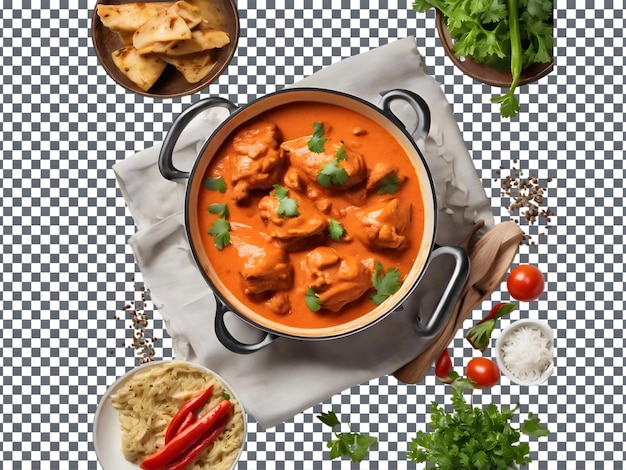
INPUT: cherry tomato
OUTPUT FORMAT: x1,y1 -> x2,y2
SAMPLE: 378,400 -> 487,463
435,349 -> 454,383
466,357 -> 500,388
506,264 -> 545,302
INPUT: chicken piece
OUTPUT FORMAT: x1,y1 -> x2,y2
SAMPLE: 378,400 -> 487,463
354,198 -> 411,251
303,247 -> 373,312
258,188 -> 328,251
281,137 -> 366,193
230,122 -> 286,202
265,292 -> 291,315
229,225 -> 293,295
366,162 -> 406,192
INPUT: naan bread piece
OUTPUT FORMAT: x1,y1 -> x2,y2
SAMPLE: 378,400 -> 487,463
186,0 -> 227,29
150,29 -> 230,56
172,0 -> 205,29
159,51 -> 217,83
111,46 -> 167,91
117,31 -> 135,46
132,4 -> 195,54
97,3 -> 173,32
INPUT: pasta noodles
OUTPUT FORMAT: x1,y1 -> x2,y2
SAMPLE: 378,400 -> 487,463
110,361 -> 244,469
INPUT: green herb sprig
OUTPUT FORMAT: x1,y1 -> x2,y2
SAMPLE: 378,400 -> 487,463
370,262 -> 402,305
307,121 -> 327,153
318,143 -> 349,188
317,411 -> 378,463
203,176 -> 227,193
328,219 -> 346,242
377,173 -> 401,194
205,180 -> 230,250
272,184 -> 299,217
305,287 -> 322,312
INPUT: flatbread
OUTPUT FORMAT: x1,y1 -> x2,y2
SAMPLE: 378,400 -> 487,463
159,51 -> 217,83
117,31 -> 135,46
173,0 -> 205,29
149,29 -> 230,56
97,2 -> 173,32
133,4 -> 195,53
111,46 -> 167,91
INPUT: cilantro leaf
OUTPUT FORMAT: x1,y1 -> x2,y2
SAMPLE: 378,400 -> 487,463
221,391 -> 231,400
318,159 -> 349,188
335,143 -> 348,161
208,218 -> 230,250
317,411 -> 377,463
521,413 -> 551,437
203,176 -> 227,193
370,262 -> 402,305
273,184 -> 299,217
328,219 -> 346,242
307,121 -> 327,153
377,173 -> 401,194
317,411 -> 341,428
305,287 -> 322,312
207,203 -> 229,218
491,90 -> 521,118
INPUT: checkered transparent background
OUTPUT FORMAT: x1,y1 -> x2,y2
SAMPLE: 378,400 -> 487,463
1,1 -> 624,468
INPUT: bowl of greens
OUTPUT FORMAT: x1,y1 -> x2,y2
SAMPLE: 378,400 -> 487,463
413,0 -> 554,118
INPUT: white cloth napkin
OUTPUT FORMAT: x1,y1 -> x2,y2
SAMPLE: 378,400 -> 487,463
113,37 -> 493,429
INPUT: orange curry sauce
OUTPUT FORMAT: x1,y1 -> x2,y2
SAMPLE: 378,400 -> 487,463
198,102 -> 425,330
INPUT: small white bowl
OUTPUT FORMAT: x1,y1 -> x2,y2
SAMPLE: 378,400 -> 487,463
93,360 -> 246,470
495,319 -> 554,386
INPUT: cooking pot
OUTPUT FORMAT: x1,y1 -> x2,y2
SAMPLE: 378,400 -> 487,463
159,88 -> 469,354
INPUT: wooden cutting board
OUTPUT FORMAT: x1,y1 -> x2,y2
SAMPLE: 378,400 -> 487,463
393,221 -> 524,384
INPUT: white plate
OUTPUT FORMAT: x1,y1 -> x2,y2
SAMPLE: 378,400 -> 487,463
93,360 -> 246,470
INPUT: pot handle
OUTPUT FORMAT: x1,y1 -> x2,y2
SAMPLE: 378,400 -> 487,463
158,97 -> 239,181
214,294 -> 279,354
414,245 -> 469,338
379,89 -> 431,142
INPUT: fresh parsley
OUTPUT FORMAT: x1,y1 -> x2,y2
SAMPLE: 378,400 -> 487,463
273,184 -> 299,217
328,219 -> 346,242
407,381 -> 550,469
207,203 -> 229,218
317,411 -> 378,463
377,172 -> 401,194
208,217 -> 230,250
370,262 -> 402,305
203,176 -> 227,193
307,121 -> 327,153
318,144 -> 350,188
221,391 -> 231,400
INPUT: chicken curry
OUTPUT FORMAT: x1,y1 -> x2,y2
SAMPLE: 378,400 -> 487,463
198,101 -> 426,330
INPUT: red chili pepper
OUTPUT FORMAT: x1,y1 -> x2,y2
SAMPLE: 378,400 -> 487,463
164,385 -> 214,444
140,399 -> 232,470
466,302 -> 516,351
169,411 -> 194,442
164,413 -> 230,470
434,349 -> 455,383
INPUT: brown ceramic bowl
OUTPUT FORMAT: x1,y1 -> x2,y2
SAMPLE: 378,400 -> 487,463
435,9 -> 553,88
91,0 -> 239,98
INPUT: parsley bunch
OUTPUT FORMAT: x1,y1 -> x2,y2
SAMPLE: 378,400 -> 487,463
408,381 -> 550,469
413,0 -> 553,117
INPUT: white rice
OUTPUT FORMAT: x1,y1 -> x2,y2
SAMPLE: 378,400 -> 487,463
500,325 -> 553,383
